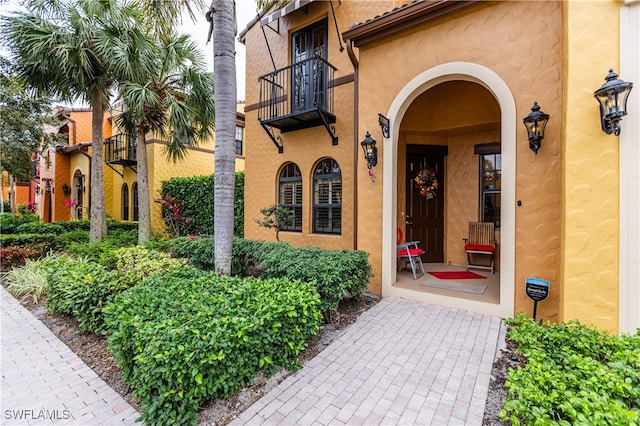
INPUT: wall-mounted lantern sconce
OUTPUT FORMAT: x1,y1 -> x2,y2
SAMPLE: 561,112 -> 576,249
523,102 -> 549,154
593,69 -> 633,136
361,131 -> 378,169
62,183 -> 71,195
378,114 -> 390,138
44,180 -> 52,194
35,185 -> 40,195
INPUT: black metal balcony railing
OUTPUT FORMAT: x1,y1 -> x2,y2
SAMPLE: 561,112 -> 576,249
104,133 -> 136,166
258,55 -> 337,134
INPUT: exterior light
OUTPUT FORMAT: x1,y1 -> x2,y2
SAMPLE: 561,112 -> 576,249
44,180 -> 52,193
523,102 -> 549,154
35,185 -> 40,195
361,131 -> 378,169
378,114 -> 390,138
594,69 -> 633,136
62,183 -> 71,195
76,175 -> 85,193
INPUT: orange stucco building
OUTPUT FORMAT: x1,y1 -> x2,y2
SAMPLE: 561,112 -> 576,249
240,0 -> 639,333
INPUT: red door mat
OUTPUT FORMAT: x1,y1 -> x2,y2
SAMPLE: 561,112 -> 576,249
428,271 -> 486,280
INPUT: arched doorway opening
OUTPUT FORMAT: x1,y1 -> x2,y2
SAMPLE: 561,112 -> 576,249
382,62 -> 515,318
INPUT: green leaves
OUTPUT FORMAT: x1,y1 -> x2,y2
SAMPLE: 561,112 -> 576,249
104,271 -> 321,425
501,313 -> 640,424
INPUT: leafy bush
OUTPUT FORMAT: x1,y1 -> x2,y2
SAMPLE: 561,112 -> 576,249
159,171 -> 244,237
53,220 -> 91,232
171,237 -> 373,319
0,233 -> 57,249
64,229 -> 137,268
104,270 -> 321,426
0,245 -> 43,270
46,257 -> 136,334
112,246 -> 187,280
107,221 -> 138,232
0,212 -> 38,233
501,313 -> 640,425
16,222 -> 65,235
56,230 -> 90,248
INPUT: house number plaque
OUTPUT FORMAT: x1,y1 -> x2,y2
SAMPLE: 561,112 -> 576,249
525,277 -> 550,321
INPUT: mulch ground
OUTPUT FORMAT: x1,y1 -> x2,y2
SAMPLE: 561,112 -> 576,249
14,291 -> 519,425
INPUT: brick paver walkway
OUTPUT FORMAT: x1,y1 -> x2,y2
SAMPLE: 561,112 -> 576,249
0,286 -> 140,425
232,297 -> 504,426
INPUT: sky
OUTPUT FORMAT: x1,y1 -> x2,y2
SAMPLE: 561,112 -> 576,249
0,0 -> 261,102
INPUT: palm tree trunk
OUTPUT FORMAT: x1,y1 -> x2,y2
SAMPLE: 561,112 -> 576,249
212,0 -> 237,276
136,128 -> 152,243
89,88 -> 107,242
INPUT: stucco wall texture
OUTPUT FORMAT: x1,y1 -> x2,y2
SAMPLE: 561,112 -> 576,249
561,0 -> 621,332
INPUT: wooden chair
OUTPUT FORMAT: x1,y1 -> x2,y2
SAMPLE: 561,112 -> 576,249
463,222 -> 496,274
397,228 -> 425,280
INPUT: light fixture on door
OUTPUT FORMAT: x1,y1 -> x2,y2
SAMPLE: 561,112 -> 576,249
523,102 -> 549,154
361,131 -> 378,169
593,69 -> 633,136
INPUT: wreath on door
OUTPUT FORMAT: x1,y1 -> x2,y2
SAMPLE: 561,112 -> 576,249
414,168 -> 438,200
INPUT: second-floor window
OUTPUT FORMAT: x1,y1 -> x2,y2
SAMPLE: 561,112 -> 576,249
291,19 -> 327,113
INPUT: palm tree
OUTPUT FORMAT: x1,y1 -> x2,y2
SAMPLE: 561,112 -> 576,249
115,33 -> 215,244
209,0 -> 238,276
1,0 -> 154,242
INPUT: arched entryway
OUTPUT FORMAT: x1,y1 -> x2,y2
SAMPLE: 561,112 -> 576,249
382,62 -> 515,318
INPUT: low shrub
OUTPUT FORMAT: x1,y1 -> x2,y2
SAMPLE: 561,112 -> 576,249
16,222 -> 65,235
56,230 -> 90,248
107,221 -> 138,232
104,270 -> 321,426
171,237 -> 373,320
53,220 -> 91,232
112,246 -> 187,280
0,212 -> 39,234
64,229 -> 137,268
3,253 -> 69,303
0,233 -> 57,249
0,246 -> 43,270
501,313 -> 640,425
46,257 -> 136,334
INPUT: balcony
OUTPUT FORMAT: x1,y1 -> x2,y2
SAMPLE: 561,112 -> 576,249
104,133 -> 136,166
258,55 -> 337,152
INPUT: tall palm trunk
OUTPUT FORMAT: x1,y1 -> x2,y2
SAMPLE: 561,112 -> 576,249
136,128 -> 152,243
212,0 -> 237,276
89,88 -> 107,242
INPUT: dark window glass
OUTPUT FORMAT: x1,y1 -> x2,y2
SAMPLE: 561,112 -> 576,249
122,184 -> 129,221
235,125 -> 243,156
291,19 -> 327,113
278,163 -> 302,232
132,182 -> 139,221
313,159 -> 341,234
481,153 -> 501,228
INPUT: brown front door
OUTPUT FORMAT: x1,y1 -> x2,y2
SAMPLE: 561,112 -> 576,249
405,145 -> 447,263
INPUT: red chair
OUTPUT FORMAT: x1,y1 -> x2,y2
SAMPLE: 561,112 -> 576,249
463,222 -> 496,274
397,228 -> 425,280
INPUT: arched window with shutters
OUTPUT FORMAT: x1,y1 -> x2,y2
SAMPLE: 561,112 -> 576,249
312,158 -> 341,234
132,182 -> 139,221
122,183 -> 129,221
278,162 -> 302,232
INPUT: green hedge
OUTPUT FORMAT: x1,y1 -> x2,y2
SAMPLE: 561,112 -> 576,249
501,313 -> 640,424
170,237 -> 373,317
159,171 -> 244,237
16,222 -> 65,235
0,233 -> 57,249
46,257 -> 137,334
53,220 -> 91,232
104,269 -> 321,425
0,212 -> 39,234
